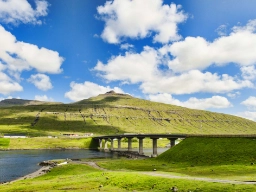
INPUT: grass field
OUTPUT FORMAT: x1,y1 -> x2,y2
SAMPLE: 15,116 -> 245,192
0,137 -> 98,150
2,137 -> 256,191
2,164 -> 256,192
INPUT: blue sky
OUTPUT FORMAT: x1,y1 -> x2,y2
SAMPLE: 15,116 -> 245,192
1,0 -> 256,121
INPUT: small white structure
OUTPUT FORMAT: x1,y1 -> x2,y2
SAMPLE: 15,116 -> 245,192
84,133 -> 93,137
4,134 -> 27,138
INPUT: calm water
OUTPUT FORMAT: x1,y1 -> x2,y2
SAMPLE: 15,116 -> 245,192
0,148 -> 169,183
0,149 -> 115,183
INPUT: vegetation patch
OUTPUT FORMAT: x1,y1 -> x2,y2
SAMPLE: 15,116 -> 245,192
157,137 -> 256,165
0,138 -> 10,148
6,137 -> 98,149
2,164 -> 256,191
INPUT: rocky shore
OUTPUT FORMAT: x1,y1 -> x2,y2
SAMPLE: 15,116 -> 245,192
114,151 -> 149,159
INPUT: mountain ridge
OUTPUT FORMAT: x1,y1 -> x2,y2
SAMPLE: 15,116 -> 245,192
0,91 -> 255,136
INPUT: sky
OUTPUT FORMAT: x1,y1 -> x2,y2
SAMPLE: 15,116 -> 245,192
1,0 -> 256,121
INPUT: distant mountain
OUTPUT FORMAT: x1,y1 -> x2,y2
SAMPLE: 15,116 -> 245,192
0,91 -> 256,136
0,98 -> 62,107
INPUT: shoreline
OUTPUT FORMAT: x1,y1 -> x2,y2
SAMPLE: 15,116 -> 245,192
0,147 -> 98,151
1,165 -> 52,185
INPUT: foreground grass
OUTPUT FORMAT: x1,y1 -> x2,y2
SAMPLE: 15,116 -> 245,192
2,164 -> 256,192
97,158 -> 256,181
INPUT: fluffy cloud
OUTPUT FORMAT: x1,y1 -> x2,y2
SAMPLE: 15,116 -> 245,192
97,0 -> 187,44
0,71 -> 23,94
0,0 -> 48,25
149,93 -> 232,110
65,81 -> 124,101
167,20 -> 256,72
227,92 -> 240,99
241,96 -> 256,110
0,25 -> 63,74
241,66 -> 256,80
141,70 -> 252,94
28,74 -> 53,91
120,43 -> 134,50
35,95 -> 54,102
95,46 -> 161,83
215,24 -> 227,36
95,45 -> 252,95
237,111 -> 256,121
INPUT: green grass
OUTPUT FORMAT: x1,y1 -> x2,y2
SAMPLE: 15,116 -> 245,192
157,137 -> 256,165
95,137 -> 256,181
2,164 -> 256,191
3,137 -> 98,149
0,138 -> 10,148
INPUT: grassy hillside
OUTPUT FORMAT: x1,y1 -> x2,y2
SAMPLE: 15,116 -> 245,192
0,91 -> 256,136
157,137 -> 256,165
0,137 -> 98,150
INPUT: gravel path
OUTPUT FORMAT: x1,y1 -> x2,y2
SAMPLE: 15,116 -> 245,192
82,161 -> 256,185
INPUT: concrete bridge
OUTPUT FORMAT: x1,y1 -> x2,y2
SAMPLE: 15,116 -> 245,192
93,134 -> 187,157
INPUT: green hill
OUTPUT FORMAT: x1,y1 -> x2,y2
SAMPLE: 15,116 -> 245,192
0,91 -> 256,137
157,137 -> 256,165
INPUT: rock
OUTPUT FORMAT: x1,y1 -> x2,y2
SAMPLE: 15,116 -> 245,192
171,186 -> 178,192
39,161 -> 57,167
251,162 -> 254,165
153,169 -> 157,171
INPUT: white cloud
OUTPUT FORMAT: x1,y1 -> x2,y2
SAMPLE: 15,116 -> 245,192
241,96 -> 256,110
237,111 -> 256,121
95,47 -> 252,94
167,20 -> 256,72
241,65 -> 256,80
95,46 -> 161,83
0,25 -> 63,75
120,43 -> 134,50
28,73 -> 53,91
0,0 -> 49,25
141,70 -> 252,94
97,0 -> 187,44
94,20 -> 255,95
65,81 -> 124,101
35,95 -> 54,102
149,93 -> 232,110
0,71 -> 23,95
227,91 -> 240,99
215,24 -> 227,36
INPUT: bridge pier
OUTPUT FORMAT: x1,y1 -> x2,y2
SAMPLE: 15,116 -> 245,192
110,138 -> 114,150
168,138 -> 177,148
99,139 -> 103,150
138,137 -> 145,155
151,138 -> 158,157
127,137 -> 133,151
117,138 -> 122,150
104,139 -> 108,150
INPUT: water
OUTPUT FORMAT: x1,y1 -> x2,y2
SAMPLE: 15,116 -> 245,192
0,148 -> 169,183
0,149 -> 114,183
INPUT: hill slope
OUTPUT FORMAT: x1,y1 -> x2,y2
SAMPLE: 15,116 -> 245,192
0,98 -> 62,107
0,91 -> 256,136
157,137 -> 256,165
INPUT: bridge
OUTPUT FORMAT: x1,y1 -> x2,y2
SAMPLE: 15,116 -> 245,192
93,134 -> 256,157
93,134 -> 187,157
